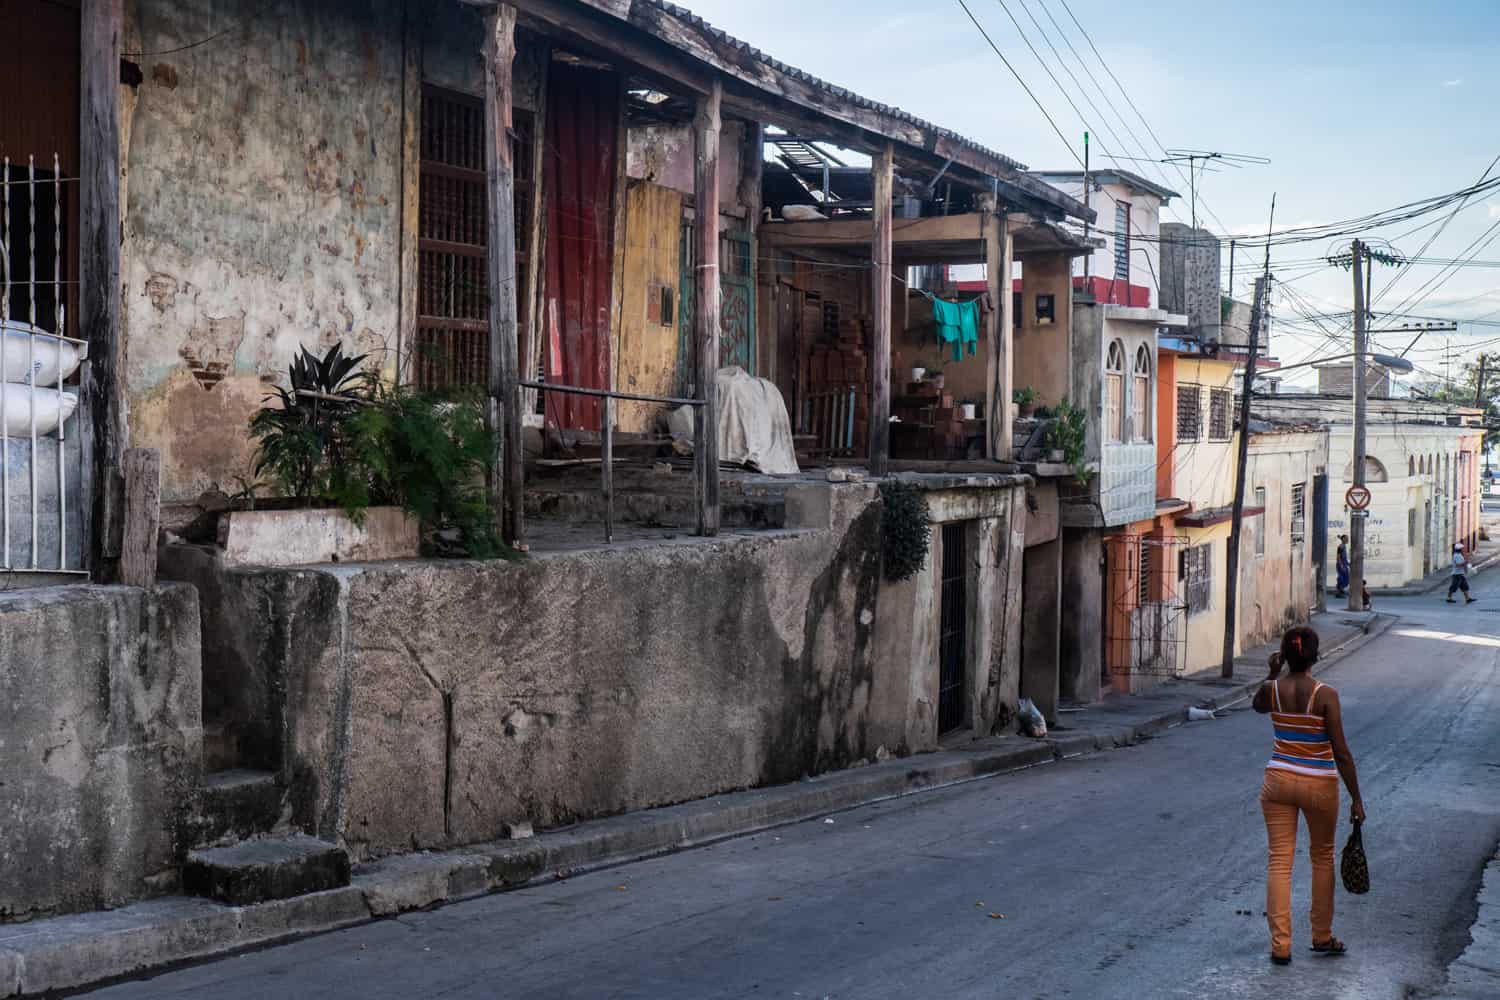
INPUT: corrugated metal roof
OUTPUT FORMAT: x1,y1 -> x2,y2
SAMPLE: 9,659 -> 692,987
644,1 -> 1029,175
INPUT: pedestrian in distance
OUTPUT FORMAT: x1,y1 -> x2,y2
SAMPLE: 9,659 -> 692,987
1361,580 -> 1371,611
1335,535 -> 1350,598
1252,626 -> 1366,966
1447,543 -> 1477,604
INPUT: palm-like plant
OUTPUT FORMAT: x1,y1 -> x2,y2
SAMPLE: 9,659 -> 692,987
250,344 -> 373,504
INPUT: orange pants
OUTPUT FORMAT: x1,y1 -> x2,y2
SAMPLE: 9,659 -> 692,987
1260,768 -> 1339,957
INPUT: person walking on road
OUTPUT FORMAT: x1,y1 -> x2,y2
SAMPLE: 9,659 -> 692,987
1253,626 -> 1366,965
1335,535 -> 1350,598
1447,543 -> 1477,604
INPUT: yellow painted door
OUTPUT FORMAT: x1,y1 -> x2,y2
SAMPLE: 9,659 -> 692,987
615,181 -> 683,432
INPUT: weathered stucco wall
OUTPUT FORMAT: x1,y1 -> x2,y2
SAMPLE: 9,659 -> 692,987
122,0 -> 407,503
1013,253 -> 1073,407
1240,431 -> 1328,651
166,480 -> 1029,860
0,585 -> 202,920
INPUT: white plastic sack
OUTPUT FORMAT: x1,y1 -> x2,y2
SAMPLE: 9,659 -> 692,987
1018,697 -> 1048,738
668,367 -> 800,475
2,321 -> 83,387
1,385 -> 78,437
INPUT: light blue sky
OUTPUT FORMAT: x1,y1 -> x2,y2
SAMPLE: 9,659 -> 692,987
681,0 -> 1500,385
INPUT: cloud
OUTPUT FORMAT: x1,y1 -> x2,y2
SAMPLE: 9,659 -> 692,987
1444,78 -> 1463,87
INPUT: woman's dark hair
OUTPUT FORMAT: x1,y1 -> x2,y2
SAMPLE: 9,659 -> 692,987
1280,626 -> 1320,672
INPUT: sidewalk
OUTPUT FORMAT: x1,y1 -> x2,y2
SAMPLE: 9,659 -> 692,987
1431,846 -> 1500,999
0,609 -> 1394,998
1367,536 -> 1500,597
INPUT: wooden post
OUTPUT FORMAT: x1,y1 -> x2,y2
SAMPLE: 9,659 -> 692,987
694,80 -> 722,536
869,143 -> 893,477
985,209 -> 1012,460
483,5 -> 525,548
80,0 -> 125,579
119,448 -> 160,589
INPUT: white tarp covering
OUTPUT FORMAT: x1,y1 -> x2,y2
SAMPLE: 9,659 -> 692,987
668,366 -> 800,475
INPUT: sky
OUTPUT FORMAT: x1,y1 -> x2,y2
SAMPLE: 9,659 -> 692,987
678,0 -> 1500,388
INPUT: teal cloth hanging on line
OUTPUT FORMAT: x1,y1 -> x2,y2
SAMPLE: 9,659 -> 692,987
930,297 -> 981,363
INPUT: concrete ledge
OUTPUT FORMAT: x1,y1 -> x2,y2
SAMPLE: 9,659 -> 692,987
0,611 -> 1392,997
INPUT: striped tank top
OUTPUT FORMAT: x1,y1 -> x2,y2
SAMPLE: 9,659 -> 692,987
1267,680 -> 1338,778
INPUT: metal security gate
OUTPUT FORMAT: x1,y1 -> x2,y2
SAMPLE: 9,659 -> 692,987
1105,534 -> 1187,679
2,154 -> 89,579
938,522 -> 968,733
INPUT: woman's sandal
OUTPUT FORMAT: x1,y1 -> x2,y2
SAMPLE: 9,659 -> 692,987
1270,953 -> 1292,966
1311,937 -> 1348,956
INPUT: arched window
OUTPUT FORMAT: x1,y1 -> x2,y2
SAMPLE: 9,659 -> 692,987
1105,340 -> 1125,443
1409,456 -> 1416,477
1132,344 -> 1152,442
1342,456 -> 1389,483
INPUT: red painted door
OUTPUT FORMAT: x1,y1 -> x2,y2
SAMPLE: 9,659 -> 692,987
543,61 -> 619,432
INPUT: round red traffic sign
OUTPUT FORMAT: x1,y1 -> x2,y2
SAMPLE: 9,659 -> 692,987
1345,485 -> 1372,511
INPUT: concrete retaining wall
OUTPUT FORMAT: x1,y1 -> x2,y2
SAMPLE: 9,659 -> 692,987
0,585 -> 203,921
165,481 -> 1029,861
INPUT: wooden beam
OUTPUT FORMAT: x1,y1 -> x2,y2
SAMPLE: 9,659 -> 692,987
761,212 -> 994,250
869,143 -> 893,477
985,211 -> 1014,460
520,43 -> 551,422
396,0 -> 421,384
515,0 -> 711,96
694,79 -> 722,536
483,5 -> 525,547
80,0 -> 125,579
119,449 -> 160,590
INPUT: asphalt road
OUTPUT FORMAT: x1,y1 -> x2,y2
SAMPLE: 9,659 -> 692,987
82,585 -> 1500,1000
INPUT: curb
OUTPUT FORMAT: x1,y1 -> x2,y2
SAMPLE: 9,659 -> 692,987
0,615 -> 1396,998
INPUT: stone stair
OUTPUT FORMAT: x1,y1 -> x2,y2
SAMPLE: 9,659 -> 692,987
182,834 -> 350,905
189,769 -> 287,847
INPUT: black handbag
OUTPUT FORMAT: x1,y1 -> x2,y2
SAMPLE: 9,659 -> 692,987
1341,820 -> 1370,894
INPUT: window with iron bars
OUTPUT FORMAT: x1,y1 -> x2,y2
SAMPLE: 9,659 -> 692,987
1176,383 -> 1202,441
413,86 -> 534,392
1208,388 -> 1232,440
1137,541 -> 1151,604
1180,543 -> 1212,615
1291,482 -> 1306,544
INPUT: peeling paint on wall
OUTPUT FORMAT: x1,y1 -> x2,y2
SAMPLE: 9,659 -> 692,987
122,0 -> 406,502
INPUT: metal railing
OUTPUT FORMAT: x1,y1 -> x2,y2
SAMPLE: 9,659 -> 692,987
2,155 -> 89,579
799,385 -> 860,458
519,380 -> 704,544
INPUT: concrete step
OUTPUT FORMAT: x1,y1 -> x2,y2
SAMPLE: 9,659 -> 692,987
182,834 -> 350,905
189,769 -> 285,847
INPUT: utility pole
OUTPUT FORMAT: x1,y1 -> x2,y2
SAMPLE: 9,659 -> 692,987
1082,131 -> 1091,284
1474,354 -> 1489,409
1222,193 -> 1275,679
1348,240 -> 1368,613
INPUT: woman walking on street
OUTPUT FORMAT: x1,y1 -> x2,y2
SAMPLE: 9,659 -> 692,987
1252,626 -> 1366,965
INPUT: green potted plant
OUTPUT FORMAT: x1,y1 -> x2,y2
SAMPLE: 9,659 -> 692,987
1047,399 -> 1092,484
1013,386 -> 1039,418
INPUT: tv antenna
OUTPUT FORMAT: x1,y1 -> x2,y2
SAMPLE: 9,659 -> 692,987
1162,149 -> 1272,231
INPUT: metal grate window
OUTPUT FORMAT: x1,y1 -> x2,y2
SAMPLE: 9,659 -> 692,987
822,300 -> 841,339
938,523 -> 968,735
1114,200 -> 1131,282
1254,486 -> 1266,556
1208,388 -> 1232,440
414,86 -> 534,391
1137,539 -> 1150,604
1180,543 -> 1212,615
1291,482 -> 1306,544
1176,383 -> 1202,441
